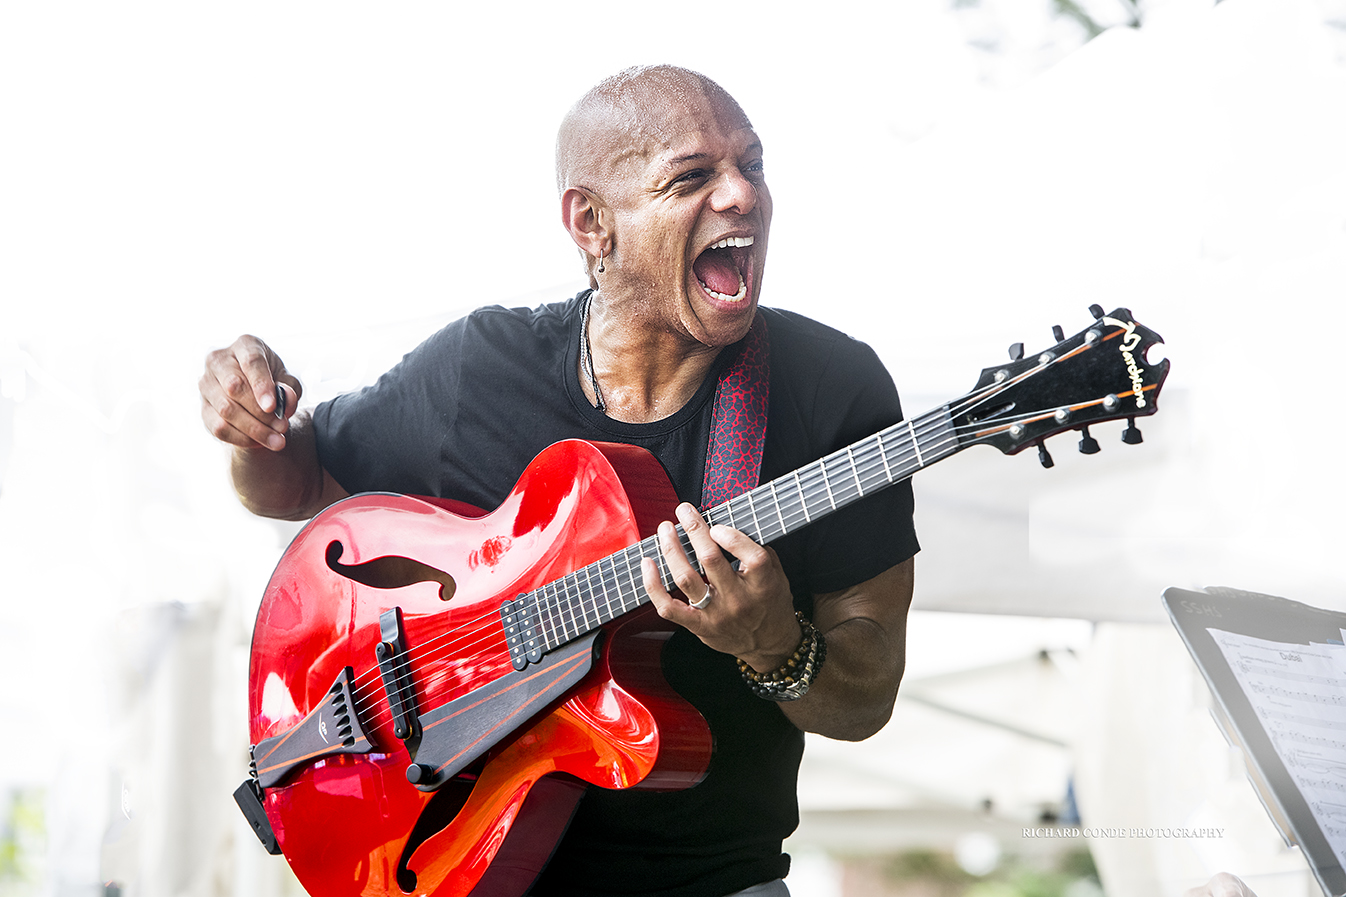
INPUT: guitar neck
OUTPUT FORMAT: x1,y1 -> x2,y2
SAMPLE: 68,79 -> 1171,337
525,405 -> 959,653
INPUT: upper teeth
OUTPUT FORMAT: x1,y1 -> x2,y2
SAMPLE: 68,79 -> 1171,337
710,236 -> 753,250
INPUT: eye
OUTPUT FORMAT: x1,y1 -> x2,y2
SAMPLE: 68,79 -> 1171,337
743,159 -> 765,181
672,169 -> 708,186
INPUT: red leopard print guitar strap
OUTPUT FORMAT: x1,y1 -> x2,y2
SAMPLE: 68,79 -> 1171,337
702,313 -> 770,509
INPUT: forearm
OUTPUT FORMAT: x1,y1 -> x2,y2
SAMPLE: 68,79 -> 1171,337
777,560 -> 913,740
778,612 -> 905,740
229,410 -> 343,520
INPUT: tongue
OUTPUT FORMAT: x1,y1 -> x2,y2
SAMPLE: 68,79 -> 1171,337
693,248 -> 741,296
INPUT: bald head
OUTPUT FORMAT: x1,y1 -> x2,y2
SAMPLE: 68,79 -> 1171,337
556,65 -> 751,199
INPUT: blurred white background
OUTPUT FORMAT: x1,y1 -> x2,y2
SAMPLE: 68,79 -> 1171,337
2,0 -> 1344,894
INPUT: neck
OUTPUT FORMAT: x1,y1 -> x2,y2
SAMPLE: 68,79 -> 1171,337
582,291 -> 723,424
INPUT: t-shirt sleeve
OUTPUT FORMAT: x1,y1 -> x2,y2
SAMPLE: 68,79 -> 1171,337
765,318 -> 919,598
311,321 -> 465,497
804,338 -> 919,594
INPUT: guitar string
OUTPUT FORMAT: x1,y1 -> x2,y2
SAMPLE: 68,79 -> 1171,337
339,420 -> 944,722
340,414 -> 968,722
339,348 -> 1122,722
336,335 -> 1139,724
339,414 -> 948,717
342,374 -> 1127,724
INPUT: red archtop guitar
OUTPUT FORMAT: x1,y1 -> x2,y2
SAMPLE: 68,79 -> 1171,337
235,307 -> 1169,896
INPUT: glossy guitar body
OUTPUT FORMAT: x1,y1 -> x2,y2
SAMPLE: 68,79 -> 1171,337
247,440 -> 713,897
242,307 -> 1172,896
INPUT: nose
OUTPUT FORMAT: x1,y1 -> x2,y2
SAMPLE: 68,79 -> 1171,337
710,168 -> 758,216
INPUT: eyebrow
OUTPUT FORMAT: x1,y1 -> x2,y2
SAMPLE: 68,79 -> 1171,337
660,140 -> 764,171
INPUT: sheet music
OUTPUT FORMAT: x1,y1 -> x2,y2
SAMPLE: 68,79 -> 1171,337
1210,628 -> 1346,864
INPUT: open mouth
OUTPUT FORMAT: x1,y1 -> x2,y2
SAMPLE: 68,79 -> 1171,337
693,236 -> 753,303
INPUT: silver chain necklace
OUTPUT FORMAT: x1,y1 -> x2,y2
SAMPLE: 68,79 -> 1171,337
579,291 -> 606,411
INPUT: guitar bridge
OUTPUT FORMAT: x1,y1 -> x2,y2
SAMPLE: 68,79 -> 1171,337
249,666 -> 373,789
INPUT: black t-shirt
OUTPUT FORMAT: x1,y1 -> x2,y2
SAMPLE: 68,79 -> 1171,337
312,292 -> 920,897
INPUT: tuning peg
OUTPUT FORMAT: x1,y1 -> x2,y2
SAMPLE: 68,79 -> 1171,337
1089,304 -> 1104,319
1078,425 -> 1101,455
1052,325 -> 1065,342
1036,442 -> 1055,468
1121,417 -> 1143,445
1008,342 -> 1024,361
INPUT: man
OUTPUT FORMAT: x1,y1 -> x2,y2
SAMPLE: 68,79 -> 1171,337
201,65 -> 917,897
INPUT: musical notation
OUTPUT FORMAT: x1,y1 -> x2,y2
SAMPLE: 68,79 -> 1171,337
1249,682 -> 1346,706
1211,628 -> 1346,865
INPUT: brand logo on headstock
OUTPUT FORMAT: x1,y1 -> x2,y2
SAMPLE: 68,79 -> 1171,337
1102,316 -> 1147,409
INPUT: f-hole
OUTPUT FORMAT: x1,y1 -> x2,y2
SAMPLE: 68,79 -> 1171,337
325,541 -> 457,601
395,772 -> 478,893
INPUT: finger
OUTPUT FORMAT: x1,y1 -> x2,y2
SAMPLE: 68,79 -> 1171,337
200,389 -> 285,450
642,556 -> 691,623
232,336 -> 280,414
706,522 -> 772,574
199,358 -> 287,450
656,519 -> 710,604
203,343 -> 276,424
675,503 -> 738,582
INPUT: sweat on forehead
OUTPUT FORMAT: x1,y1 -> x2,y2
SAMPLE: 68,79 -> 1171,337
555,65 -> 752,195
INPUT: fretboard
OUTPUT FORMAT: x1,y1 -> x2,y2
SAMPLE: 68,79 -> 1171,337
506,405 -> 958,659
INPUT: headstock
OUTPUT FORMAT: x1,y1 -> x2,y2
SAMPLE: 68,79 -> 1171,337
949,305 -> 1169,466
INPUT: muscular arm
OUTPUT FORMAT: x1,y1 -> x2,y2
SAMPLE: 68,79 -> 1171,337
779,559 -> 913,738
200,335 -> 349,520
645,503 -> 915,741
228,411 -> 350,520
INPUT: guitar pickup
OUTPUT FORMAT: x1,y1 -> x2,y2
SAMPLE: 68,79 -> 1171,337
249,666 -> 373,789
376,607 -> 421,745
501,592 -> 545,670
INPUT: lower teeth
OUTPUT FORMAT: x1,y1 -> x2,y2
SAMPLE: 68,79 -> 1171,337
701,273 -> 747,302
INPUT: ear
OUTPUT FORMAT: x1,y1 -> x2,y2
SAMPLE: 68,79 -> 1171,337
560,187 -> 610,258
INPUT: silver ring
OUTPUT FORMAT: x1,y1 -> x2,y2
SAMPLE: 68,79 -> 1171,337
689,584 -> 712,610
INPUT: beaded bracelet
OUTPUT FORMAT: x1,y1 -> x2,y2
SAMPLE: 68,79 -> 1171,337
736,611 -> 827,702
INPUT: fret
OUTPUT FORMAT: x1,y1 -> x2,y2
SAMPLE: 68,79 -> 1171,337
550,580 -> 566,646
768,479 -> 788,535
847,446 -> 864,497
802,457 -> 834,514
829,452 -> 860,505
596,561 -> 613,628
621,549 -> 644,615
743,490 -> 764,542
908,419 -> 924,467
791,470 -> 811,523
573,567 -> 591,633
855,437 -> 888,493
581,564 -> 602,632
614,553 -> 635,616
781,475 -> 808,529
656,546 -> 672,591
562,572 -> 581,641
539,582 -> 557,650
608,555 -> 626,616
876,431 -> 894,482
